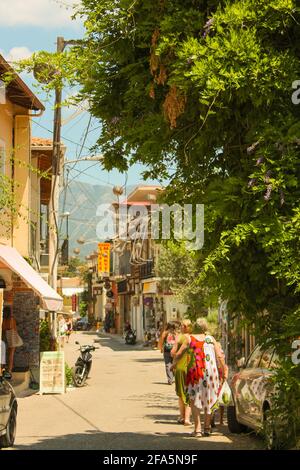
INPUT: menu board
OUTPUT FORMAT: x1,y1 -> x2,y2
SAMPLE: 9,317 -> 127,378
40,351 -> 65,394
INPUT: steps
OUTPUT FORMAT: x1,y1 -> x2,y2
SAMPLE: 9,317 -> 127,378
11,371 -> 30,397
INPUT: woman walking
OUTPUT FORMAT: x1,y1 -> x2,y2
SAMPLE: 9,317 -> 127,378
159,323 -> 176,385
171,320 -> 192,425
175,318 -> 226,437
211,340 -> 228,427
65,317 -> 73,344
2,305 -> 23,373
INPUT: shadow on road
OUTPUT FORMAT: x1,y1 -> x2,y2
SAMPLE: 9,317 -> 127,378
87,333 -> 152,353
134,358 -> 163,363
13,429 -> 263,450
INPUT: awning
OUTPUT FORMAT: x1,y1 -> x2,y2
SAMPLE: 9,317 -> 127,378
0,246 -> 63,311
62,287 -> 84,297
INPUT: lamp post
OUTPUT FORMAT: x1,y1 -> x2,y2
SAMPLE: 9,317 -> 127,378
48,35 -> 103,291
60,211 -> 70,266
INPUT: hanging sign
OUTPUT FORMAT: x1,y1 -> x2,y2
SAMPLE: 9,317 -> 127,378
71,294 -> 77,312
143,281 -> 157,294
98,243 -> 111,277
40,351 -> 65,394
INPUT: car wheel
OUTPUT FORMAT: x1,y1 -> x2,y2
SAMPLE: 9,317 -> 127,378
227,404 -> 247,434
263,408 -> 277,450
0,404 -> 17,448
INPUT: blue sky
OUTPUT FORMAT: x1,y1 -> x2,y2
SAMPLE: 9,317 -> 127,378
0,0 -> 164,189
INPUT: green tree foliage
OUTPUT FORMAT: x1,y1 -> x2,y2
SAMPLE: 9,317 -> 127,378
19,0 -> 300,447
61,256 -> 82,277
156,241 -> 217,319
75,0 -> 300,447
39,319 -> 52,352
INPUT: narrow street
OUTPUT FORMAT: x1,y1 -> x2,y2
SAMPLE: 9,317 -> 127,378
12,332 -> 263,450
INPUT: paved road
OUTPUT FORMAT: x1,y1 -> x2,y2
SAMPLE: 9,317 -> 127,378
12,332 -> 264,450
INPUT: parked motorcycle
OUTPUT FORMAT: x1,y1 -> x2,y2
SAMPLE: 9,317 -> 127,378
72,341 -> 99,387
125,328 -> 137,345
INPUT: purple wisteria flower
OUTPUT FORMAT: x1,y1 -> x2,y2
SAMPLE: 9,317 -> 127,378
247,141 -> 260,155
255,156 -> 264,165
264,170 -> 272,183
248,178 -> 257,188
203,18 -> 214,38
264,184 -> 272,201
111,116 -> 120,125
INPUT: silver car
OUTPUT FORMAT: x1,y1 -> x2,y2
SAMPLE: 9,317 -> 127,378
228,345 -> 279,448
0,373 -> 17,448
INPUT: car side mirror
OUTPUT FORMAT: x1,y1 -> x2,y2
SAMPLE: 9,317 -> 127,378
2,370 -> 12,380
237,357 -> 246,368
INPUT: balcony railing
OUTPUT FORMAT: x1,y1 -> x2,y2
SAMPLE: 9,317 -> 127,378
140,260 -> 154,279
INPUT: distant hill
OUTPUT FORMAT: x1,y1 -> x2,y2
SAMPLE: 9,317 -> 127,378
59,181 -> 135,259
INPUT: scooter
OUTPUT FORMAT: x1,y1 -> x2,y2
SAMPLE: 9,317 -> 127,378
72,341 -> 99,387
125,328 -> 137,345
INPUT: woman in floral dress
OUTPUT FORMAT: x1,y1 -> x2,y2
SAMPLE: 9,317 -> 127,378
175,318 -> 226,437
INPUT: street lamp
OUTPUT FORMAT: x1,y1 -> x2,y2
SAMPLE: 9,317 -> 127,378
77,237 -> 99,245
60,212 -> 71,265
62,154 -> 104,167
61,211 -> 70,238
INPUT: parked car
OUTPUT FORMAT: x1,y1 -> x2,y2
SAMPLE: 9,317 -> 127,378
0,372 -> 18,448
74,317 -> 90,331
228,345 -> 280,448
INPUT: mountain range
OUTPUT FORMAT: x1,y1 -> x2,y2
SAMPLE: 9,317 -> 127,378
59,181 -> 135,259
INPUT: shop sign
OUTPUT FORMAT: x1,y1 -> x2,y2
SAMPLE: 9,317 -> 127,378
93,287 -> 103,296
98,242 -> 111,277
143,281 -> 157,294
40,351 -> 65,394
71,294 -> 77,312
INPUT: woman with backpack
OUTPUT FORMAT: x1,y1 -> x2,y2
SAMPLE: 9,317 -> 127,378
171,319 -> 192,425
159,323 -> 176,385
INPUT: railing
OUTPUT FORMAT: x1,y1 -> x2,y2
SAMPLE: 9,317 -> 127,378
140,260 -> 154,279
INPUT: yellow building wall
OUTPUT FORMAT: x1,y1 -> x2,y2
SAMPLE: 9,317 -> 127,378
0,99 -> 14,242
30,152 -> 40,264
13,113 -> 31,257
0,99 -> 32,258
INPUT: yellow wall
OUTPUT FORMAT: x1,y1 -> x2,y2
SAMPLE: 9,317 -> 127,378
0,100 -> 14,242
30,153 -> 40,264
0,99 -> 32,258
13,113 -> 31,257
0,99 -> 13,176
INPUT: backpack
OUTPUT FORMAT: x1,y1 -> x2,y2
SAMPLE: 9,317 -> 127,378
164,332 -> 176,352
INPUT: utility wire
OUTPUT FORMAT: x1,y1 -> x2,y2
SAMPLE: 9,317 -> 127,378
32,120 -> 92,150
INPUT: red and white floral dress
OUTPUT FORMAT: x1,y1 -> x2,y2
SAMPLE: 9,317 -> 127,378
186,335 -> 220,414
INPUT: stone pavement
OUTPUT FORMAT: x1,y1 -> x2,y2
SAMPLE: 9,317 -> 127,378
10,331 -> 264,450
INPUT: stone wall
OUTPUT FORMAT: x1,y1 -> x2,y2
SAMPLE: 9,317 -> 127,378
13,291 -> 40,371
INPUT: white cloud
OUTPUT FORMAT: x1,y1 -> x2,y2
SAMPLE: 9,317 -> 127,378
0,0 -> 80,28
4,46 -> 33,62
